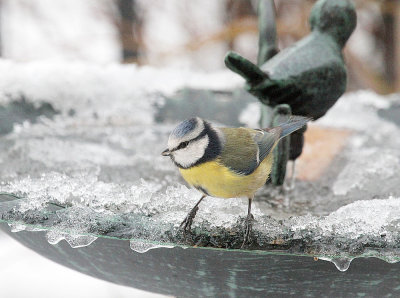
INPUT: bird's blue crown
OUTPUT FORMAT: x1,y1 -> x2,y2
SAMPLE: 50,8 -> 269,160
171,118 -> 198,138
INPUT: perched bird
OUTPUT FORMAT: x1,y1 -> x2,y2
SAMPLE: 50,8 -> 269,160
162,116 -> 309,247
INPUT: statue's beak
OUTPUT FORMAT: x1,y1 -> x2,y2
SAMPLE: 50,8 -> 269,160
161,149 -> 171,156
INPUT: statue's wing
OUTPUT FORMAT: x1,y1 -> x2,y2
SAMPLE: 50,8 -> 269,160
224,51 -> 302,106
224,51 -> 266,85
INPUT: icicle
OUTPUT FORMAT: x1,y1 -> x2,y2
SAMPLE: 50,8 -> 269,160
8,223 -> 26,233
320,257 -> 354,272
129,240 -> 174,253
46,231 -> 97,248
64,234 -> 97,248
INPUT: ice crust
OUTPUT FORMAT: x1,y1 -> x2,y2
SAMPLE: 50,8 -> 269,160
1,62 -> 400,271
2,173 -> 400,266
129,240 -> 175,253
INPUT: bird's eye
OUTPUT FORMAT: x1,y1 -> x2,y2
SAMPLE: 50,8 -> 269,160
177,141 -> 189,150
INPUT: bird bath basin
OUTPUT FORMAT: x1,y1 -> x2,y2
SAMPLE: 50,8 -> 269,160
1,216 -> 400,297
0,62 -> 400,296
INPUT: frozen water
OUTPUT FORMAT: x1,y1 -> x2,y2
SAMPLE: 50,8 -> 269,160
1,62 -> 400,271
129,241 -> 160,253
129,240 -> 175,253
319,257 -> 353,272
8,222 -> 27,233
46,231 -> 97,248
8,222 -> 45,233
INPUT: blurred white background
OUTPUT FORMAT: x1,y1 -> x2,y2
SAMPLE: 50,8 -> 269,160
0,233 -> 168,298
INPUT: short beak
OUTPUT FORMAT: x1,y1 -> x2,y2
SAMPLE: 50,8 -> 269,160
161,149 -> 171,156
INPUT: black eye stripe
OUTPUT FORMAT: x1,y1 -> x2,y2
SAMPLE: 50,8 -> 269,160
172,127 -> 207,152
177,141 -> 189,150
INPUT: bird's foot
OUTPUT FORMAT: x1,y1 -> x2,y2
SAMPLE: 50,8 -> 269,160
241,213 -> 254,249
283,176 -> 295,193
179,205 -> 199,236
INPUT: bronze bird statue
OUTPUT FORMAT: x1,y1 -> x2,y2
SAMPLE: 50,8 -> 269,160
225,0 -> 357,185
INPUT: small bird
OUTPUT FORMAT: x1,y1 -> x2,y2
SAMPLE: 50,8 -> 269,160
162,116 -> 309,248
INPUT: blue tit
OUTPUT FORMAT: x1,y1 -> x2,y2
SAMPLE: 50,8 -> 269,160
162,116 -> 309,247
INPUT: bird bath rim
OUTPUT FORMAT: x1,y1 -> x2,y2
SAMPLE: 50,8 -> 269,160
1,193 -> 399,267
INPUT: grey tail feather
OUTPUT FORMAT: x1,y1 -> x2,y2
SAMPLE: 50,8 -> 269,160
276,116 -> 311,139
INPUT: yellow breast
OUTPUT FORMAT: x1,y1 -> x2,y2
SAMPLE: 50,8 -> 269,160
179,154 -> 274,198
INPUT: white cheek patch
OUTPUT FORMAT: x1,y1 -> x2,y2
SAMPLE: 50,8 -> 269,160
173,135 -> 209,168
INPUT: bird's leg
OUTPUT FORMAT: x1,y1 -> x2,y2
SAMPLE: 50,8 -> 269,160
180,195 -> 206,234
241,197 -> 254,249
284,160 -> 296,192
280,161 -> 297,207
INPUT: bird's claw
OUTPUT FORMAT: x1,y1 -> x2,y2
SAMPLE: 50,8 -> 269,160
241,213 -> 254,249
179,205 -> 199,235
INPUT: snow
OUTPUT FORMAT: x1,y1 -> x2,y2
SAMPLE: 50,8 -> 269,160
333,148 -> 399,196
0,60 -> 242,118
238,102 -> 261,128
314,90 -> 400,198
317,90 -> 392,131
290,197 -> 400,242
